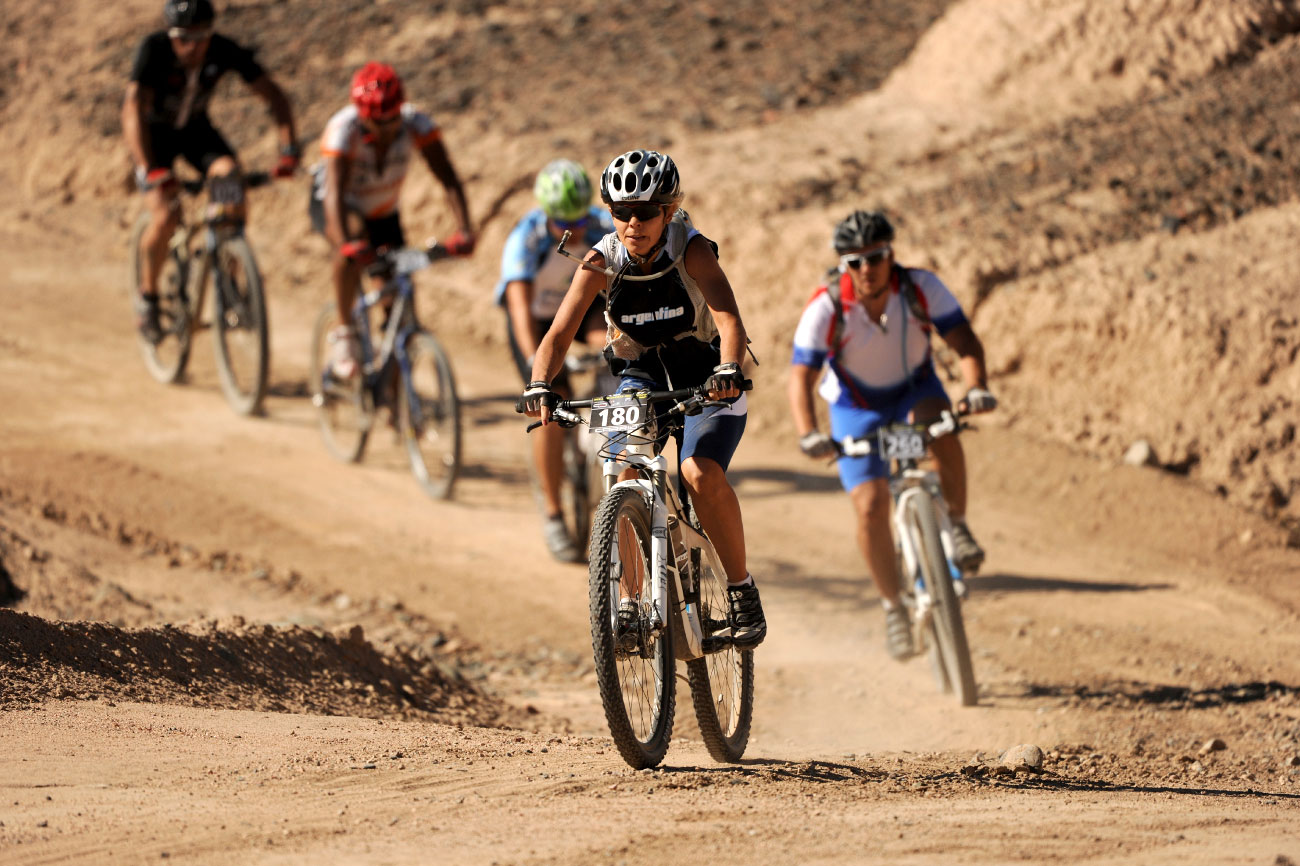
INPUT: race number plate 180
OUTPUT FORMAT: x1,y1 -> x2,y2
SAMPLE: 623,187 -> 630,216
877,426 -> 926,461
588,394 -> 651,434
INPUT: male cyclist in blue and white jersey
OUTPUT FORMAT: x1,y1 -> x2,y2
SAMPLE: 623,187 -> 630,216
787,210 -> 996,660
497,159 -> 614,561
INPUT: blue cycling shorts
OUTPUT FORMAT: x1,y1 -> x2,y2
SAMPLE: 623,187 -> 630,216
611,376 -> 747,471
828,363 -> 949,490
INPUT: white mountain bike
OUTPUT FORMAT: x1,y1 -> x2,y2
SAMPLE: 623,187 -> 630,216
522,383 -> 756,768
839,410 -> 978,706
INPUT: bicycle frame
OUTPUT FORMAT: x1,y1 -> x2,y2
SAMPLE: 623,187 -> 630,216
546,389 -> 742,662
172,174 -> 270,322
352,274 -> 418,404
349,246 -> 446,415
841,411 -> 967,646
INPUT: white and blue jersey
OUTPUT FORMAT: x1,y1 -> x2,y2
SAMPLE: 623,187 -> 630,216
793,266 -> 970,489
791,267 -> 968,408
494,206 -> 614,319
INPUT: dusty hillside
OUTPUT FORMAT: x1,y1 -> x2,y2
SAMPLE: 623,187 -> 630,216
3,1 -> 1300,862
3,0 -> 1295,532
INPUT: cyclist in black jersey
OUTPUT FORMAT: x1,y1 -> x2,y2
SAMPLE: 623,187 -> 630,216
122,0 -> 298,343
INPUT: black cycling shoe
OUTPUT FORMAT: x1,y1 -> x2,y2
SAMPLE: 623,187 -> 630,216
950,522 -> 985,574
884,604 -> 915,661
615,599 -> 640,654
727,580 -> 767,649
137,295 -> 164,345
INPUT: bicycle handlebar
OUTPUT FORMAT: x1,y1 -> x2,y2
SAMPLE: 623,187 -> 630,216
516,379 -> 753,431
835,409 -> 971,458
178,170 -> 273,196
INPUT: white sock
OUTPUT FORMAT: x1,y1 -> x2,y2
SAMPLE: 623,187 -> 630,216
733,573 -> 754,587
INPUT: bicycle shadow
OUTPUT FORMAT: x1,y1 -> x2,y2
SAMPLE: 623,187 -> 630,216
636,756 -> 1300,802
760,561 -> 1173,616
984,679 -> 1300,709
728,466 -> 843,495
972,573 -> 1175,594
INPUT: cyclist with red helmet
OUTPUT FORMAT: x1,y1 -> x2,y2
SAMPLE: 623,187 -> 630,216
311,61 -> 476,378
123,0 -> 298,343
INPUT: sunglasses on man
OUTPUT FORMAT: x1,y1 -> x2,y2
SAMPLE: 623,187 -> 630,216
609,203 -> 665,223
553,216 -> 590,231
840,246 -> 891,270
168,26 -> 213,42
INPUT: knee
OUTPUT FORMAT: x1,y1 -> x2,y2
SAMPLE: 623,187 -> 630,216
680,457 -> 725,495
853,483 -> 892,526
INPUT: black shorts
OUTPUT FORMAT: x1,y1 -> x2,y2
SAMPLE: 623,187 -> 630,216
147,115 -> 235,175
505,298 -> 607,388
308,189 -> 406,251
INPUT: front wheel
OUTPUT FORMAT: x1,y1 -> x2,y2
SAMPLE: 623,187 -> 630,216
127,213 -> 192,384
309,303 -> 371,463
211,236 -> 269,416
909,491 -> 978,706
589,487 -> 675,768
400,330 -> 461,500
686,552 -> 754,762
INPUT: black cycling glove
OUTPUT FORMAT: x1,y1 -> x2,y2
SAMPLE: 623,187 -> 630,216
518,381 -> 558,415
705,362 -> 744,395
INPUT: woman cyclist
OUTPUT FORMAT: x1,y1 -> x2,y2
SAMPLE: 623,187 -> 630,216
520,149 -> 766,649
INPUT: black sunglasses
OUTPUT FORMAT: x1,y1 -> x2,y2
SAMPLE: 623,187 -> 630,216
609,203 -> 665,222
168,26 -> 213,42
840,246 -> 891,269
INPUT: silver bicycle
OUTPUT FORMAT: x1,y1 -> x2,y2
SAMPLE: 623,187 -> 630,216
525,383 -> 755,768
839,410 -> 978,705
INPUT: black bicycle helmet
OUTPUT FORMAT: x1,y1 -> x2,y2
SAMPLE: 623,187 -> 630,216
832,209 -> 895,253
164,0 -> 215,28
599,149 -> 683,206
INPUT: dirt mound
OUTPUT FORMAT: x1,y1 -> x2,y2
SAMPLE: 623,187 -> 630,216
977,202 -> 1300,527
0,607 -> 504,724
885,0 -> 1300,129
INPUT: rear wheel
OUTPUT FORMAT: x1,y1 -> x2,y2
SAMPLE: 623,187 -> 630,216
211,236 -> 269,416
686,550 -> 754,762
589,487 -> 675,768
400,330 -> 461,500
909,491 -> 977,705
127,213 -> 192,384
561,431 -> 593,552
309,303 -> 371,463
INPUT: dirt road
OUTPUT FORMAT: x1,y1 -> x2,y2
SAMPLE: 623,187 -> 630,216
2,208 -> 1298,865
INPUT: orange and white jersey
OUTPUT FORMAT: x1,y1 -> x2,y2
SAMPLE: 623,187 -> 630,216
316,103 -> 441,219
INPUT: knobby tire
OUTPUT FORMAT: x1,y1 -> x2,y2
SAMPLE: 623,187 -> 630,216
211,236 -> 269,416
685,548 -> 754,762
588,487 -> 675,768
910,490 -> 978,706
309,303 -> 370,463
128,212 -> 192,384
401,331 -> 461,500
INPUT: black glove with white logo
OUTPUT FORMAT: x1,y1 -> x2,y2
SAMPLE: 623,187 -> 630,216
705,362 -> 744,397
517,381 -> 558,416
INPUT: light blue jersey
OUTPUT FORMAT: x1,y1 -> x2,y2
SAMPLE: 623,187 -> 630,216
494,206 -> 614,318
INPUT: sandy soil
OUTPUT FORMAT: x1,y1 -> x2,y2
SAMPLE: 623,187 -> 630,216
3,1 -> 1300,863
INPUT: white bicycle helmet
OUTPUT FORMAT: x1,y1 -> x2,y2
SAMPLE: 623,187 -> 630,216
599,149 -> 682,205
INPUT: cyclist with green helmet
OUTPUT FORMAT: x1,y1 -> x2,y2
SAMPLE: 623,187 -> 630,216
496,159 -> 614,561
